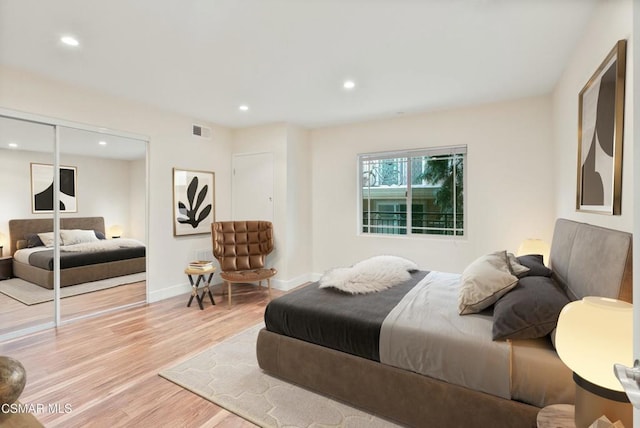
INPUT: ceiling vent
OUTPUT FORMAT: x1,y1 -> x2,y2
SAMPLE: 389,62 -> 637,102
192,124 -> 212,139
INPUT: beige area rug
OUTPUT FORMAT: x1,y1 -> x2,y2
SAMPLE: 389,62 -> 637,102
0,272 -> 146,305
159,324 -> 400,428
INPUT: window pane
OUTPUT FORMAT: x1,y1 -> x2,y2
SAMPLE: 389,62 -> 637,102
360,147 -> 465,237
361,158 -> 408,235
410,154 -> 464,236
454,153 -> 464,235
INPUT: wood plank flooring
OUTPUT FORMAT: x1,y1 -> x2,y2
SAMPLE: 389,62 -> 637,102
0,280 -> 146,336
0,283 -> 284,427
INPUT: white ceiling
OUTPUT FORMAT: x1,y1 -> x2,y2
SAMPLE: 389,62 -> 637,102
0,0 -> 597,129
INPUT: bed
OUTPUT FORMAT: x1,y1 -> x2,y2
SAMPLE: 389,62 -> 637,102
8,217 -> 146,289
256,219 -> 633,428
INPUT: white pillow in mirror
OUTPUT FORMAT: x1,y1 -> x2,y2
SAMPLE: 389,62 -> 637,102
60,229 -> 99,246
37,232 -> 56,247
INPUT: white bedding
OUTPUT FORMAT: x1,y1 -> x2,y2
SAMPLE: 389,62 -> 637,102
379,271 -> 512,399
60,238 -> 144,252
13,238 -> 145,264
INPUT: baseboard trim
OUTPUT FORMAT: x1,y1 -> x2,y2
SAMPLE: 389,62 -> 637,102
148,272 -> 323,302
148,282 -> 191,303
271,273 -> 321,291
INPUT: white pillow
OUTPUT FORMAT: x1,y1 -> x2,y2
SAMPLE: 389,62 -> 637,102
458,251 -> 518,315
37,232 -> 56,247
60,229 -> 99,246
319,255 -> 418,294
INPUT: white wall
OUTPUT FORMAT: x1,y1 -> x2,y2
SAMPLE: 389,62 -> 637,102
285,124 -> 312,281
129,158 -> 146,240
0,65 -> 233,302
552,0 -> 633,232
0,148 -> 139,239
310,95 -> 556,275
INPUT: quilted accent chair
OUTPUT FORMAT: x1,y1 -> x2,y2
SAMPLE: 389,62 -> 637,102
211,221 -> 277,306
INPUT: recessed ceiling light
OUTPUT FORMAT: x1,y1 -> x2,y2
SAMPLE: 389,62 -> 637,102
61,36 -> 80,47
239,105 -> 249,112
98,141 -> 107,146
8,142 -> 18,148
343,80 -> 356,90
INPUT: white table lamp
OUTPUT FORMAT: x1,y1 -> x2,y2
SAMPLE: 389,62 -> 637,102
0,232 -> 6,257
516,238 -> 550,266
108,225 -> 123,239
555,297 -> 633,427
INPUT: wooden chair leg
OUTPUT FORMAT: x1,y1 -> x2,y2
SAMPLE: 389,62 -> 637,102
227,281 -> 232,308
267,278 -> 272,300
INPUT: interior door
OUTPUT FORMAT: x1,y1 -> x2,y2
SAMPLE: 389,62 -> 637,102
232,152 -> 274,221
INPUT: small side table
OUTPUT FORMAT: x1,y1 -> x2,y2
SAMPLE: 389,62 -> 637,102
537,404 -> 575,428
0,256 -> 13,280
184,266 -> 216,310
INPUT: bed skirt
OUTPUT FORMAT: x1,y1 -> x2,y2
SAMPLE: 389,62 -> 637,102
256,328 -> 538,428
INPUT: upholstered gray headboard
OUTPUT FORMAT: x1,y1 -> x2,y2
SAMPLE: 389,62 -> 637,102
549,218 -> 632,303
8,217 -> 106,256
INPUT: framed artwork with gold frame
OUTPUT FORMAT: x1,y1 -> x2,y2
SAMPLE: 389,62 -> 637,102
576,39 -> 626,215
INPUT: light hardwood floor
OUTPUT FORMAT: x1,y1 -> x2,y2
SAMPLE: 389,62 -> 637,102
0,283 -> 284,427
0,280 -> 147,335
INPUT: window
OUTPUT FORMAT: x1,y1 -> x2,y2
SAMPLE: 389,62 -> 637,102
359,145 -> 466,236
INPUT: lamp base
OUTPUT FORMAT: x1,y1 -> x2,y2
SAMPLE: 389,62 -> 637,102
573,374 -> 631,428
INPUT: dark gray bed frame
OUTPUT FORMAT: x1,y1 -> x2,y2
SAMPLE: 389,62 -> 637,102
256,219 -> 633,428
8,217 -> 145,289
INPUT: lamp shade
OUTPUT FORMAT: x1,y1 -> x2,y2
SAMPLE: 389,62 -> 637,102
516,238 -> 550,265
108,225 -> 123,238
555,297 -> 632,392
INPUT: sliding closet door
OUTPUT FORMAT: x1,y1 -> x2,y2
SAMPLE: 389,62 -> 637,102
58,126 -> 147,322
0,115 -> 56,339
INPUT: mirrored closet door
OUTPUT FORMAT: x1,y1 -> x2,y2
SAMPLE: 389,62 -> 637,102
0,115 -> 56,338
0,110 -> 148,340
58,126 -> 147,322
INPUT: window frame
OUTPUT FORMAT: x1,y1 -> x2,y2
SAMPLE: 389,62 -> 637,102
357,145 -> 467,238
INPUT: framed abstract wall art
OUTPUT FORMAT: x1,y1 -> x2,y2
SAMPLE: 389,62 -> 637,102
31,163 -> 77,213
576,39 -> 626,215
173,168 -> 215,236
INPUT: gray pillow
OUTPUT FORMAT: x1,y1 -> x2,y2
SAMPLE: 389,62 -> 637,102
516,254 -> 552,277
492,275 -> 570,341
25,233 -> 44,248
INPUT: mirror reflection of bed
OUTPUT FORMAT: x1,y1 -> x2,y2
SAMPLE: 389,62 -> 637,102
5,217 -> 145,322
0,116 -> 148,337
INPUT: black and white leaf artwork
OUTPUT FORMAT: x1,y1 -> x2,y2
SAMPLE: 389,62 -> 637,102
177,176 -> 212,228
